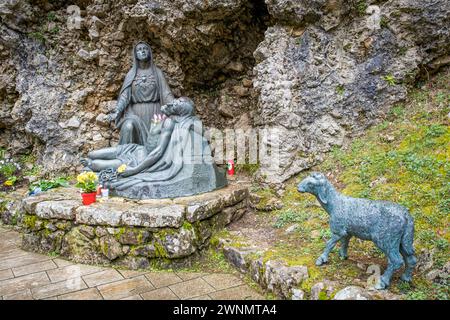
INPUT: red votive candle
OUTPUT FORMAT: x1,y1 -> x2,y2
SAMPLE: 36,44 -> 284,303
227,160 -> 235,176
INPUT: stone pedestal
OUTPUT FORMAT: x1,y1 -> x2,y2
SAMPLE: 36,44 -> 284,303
17,183 -> 249,269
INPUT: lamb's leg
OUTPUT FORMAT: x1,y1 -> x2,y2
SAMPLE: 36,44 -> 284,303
339,236 -> 351,260
316,233 -> 342,266
400,246 -> 417,282
375,250 -> 404,290
399,218 -> 417,282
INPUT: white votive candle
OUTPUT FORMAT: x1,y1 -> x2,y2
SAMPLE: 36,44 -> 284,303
101,188 -> 109,198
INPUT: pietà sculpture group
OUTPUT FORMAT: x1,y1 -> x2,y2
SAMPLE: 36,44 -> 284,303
81,41 -> 227,199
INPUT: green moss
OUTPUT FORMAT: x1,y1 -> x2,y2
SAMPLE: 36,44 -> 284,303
23,215 -> 37,230
156,227 -> 178,238
318,291 -> 329,300
153,241 -> 168,258
250,186 -> 279,210
42,227 -> 53,237
380,16 -> 389,28
209,235 -> 221,247
10,212 -> 19,226
48,251 -> 59,257
382,74 -> 397,86
100,241 -> 109,256
336,84 -> 345,95
136,230 -> 144,244
114,227 -> 127,241
213,230 -> 248,249
182,221 -> 193,231
235,163 -> 260,176
47,11 -> 56,21
273,209 -> 308,228
29,31 -> 45,43
0,200 -> 7,214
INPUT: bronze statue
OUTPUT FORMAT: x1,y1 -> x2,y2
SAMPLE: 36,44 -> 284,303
110,41 -> 174,145
297,172 -> 416,289
83,97 -> 227,199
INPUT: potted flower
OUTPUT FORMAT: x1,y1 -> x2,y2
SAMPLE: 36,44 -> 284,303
75,171 -> 98,205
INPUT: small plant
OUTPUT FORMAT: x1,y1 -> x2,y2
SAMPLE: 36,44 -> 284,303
29,177 -> 69,193
235,163 -> 260,176
29,31 -> 45,43
0,159 -> 20,177
406,290 -> 428,300
336,84 -> 345,95
382,74 -> 397,86
4,176 -> 17,187
48,251 -> 59,257
49,26 -> 59,34
356,0 -> 367,16
273,209 -> 308,228
380,16 -> 389,28
389,104 -> 405,118
319,228 -> 332,240
434,92 -> 448,105
75,171 -> 98,193
47,11 -> 56,22
0,159 -> 22,188
398,47 -> 408,55
425,124 -> 446,138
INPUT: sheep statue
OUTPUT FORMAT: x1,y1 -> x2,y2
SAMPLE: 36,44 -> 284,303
297,172 -> 417,289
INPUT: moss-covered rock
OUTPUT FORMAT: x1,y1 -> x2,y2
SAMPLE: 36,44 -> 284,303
99,235 -> 123,261
60,228 -> 109,265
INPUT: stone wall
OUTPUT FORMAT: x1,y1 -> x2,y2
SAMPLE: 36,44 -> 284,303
10,184 -> 249,269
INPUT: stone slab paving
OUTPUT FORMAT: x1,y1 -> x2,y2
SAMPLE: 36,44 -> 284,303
0,226 -> 265,300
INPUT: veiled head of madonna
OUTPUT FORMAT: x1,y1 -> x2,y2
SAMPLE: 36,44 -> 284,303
134,41 -> 152,62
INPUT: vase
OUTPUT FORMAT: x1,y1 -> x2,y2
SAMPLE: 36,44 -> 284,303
81,192 -> 97,205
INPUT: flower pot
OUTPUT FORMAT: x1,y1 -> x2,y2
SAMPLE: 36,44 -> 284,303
81,192 -> 97,205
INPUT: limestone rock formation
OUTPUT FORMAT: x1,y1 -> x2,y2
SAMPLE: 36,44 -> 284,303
253,0 -> 450,183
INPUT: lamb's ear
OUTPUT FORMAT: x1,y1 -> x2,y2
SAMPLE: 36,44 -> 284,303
317,183 -> 328,204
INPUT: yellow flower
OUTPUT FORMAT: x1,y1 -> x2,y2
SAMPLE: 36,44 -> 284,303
4,180 -> 13,186
86,172 -> 98,181
77,171 -> 97,184
117,164 -> 127,173
76,174 -> 86,184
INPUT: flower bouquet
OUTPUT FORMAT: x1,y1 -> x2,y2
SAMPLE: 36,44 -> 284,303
75,171 -> 98,205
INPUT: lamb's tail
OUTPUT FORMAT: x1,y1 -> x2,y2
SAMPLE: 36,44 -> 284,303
400,213 -> 415,256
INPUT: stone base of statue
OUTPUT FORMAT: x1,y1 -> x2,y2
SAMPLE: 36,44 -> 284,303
113,164 -> 227,199
17,183 -> 248,269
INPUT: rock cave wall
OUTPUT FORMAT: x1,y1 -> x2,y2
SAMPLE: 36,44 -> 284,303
0,0 -> 448,185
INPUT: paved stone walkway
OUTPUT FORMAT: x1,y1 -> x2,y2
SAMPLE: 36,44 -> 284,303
0,226 -> 265,300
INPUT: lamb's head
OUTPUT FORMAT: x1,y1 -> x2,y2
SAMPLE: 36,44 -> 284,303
297,172 -> 331,204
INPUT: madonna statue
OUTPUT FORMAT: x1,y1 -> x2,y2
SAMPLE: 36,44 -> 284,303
111,41 -> 174,145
